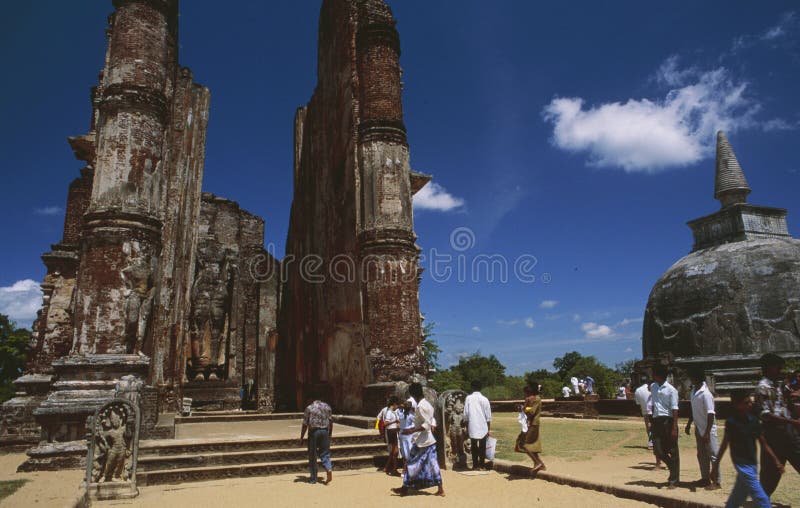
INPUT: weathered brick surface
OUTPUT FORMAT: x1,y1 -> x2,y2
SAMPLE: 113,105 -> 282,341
278,0 -> 424,414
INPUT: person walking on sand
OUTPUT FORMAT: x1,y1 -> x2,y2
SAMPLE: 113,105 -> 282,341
463,380 -> 492,470
634,379 -> 653,449
300,395 -> 333,485
650,364 -> 680,489
522,383 -> 546,473
685,369 -> 721,489
392,383 -> 444,497
712,390 -> 783,508
754,353 -> 800,496
397,397 -> 417,471
382,396 -> 401,476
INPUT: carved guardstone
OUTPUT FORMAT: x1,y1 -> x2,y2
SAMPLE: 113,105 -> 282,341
85,399 -> 141,500
436,390 -> 468,470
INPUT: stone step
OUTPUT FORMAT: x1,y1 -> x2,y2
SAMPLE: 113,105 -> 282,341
139,433 -> 383,457
138,443 -> 386,471
175,412 -> 304,424
138,455 -> 383,486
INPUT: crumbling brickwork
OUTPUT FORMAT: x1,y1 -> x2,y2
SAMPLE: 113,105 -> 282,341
2,0 -> 280,451
277,0 -> 427,414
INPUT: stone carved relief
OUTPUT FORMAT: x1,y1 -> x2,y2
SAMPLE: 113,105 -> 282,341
121,242 -> 155,355
436,390 -> 468,470
187,246 -> 236,381
85,399 -> 140,500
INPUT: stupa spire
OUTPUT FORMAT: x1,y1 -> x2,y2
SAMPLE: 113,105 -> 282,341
714,131 -> 750,207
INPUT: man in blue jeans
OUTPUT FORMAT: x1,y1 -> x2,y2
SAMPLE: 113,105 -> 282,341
300,397 -> 334,484
713,390 -> 782,508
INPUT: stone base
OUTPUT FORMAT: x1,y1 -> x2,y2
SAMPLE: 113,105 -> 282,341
0,374 -> 53,447
361,382 -> 398,417
18,440 -> 87,472
34,355 -> 149,443
181,380 -> 241,411
87,481 -> 138,500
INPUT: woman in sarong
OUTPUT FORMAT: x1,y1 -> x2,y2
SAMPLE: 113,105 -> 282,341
391,382 -> 445,497
523,383 -> 546,473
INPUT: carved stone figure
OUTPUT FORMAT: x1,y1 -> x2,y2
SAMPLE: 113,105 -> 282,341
86,399 -> 140,500
436,390 -> 468,469
121,246 -> 155,355
188,246 -> 236,382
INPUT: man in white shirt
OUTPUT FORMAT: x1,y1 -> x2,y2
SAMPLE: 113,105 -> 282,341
634,380 -> 653,448
463,380 -> 492,470
570,376 -> 580,396
684,369 -> 720,489
650,364 -> 680,488
561,386 -> 571,399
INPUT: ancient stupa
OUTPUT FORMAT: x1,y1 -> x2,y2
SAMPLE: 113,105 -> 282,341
641,131 -> 800,392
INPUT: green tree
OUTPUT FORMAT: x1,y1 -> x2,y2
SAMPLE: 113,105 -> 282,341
0,314 -> 31,402
615,358 -> 639,379
430,369 -> 465,393
553,351 -> 583,379
524,369 -> 562,399
420,316 -> 441,370
452,353 -> 506,390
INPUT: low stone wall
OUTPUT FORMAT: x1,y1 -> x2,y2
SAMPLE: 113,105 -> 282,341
491,398 -> 734,420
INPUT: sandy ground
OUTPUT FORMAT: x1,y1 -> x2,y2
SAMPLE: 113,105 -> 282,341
90,467 -> 653,508
0,452 -> 83,508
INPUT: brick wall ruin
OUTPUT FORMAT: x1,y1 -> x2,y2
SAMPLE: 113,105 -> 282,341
277,0 -> 429,414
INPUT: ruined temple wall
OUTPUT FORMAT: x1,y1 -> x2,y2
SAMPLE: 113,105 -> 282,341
277,0 -> 370,413
188,194 -> 277,406
148,68 -> 210,407
277,0 -> 427,413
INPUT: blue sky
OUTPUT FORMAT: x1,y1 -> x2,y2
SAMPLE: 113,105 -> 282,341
1,2 -> 798,375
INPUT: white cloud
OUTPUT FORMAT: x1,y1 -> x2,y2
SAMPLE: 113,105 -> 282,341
471,326 -> 481,333
413,182 -> 465,212
617,317 -> 644,327
524,317 -> 535,329
497,319 -> 519,326
543,64 -> 763,172
572,314 -> 582,322
33,206 -> 63,216
539,300 -> 559,309
0,279 -> 42,327
624,347 -> 634,353
581,322 -> 615,340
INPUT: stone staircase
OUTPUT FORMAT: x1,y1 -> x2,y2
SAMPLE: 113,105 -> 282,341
137,432 -> 386,485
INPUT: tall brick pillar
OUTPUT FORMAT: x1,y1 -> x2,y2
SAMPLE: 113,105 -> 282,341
73,0 -> 176,355
355,1 -> 424,385
33,0 -> 177,445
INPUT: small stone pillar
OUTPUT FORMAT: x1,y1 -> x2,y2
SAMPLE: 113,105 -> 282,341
435,390 -> 468,470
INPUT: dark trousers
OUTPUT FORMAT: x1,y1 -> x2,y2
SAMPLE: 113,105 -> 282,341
761,422 -> 800,495
471,437 -> 487,468
308,428 -> 332,483
652,417 -> 680,485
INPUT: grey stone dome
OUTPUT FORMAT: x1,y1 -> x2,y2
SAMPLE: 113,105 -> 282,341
643,237 -> 800,359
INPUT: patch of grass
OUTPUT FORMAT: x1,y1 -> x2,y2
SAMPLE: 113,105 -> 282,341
0,480 -> 27,501
492,413 -> 642,462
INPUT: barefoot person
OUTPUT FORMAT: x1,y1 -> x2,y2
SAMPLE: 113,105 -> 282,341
392,383 -> 444,497
522,383 -> 546,473
300,395 -> 333,485
712,390 -> 783,508
382,397 -> 401,476
397,397 -> 417,472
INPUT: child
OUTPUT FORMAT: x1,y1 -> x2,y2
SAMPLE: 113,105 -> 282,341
711,390 -> 784,508
382,397 -> 401,476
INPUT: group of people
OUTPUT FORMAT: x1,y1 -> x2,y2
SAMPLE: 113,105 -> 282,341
563,374 -> 595,397
301,382 -> 444,495
633,354 -> 799,507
